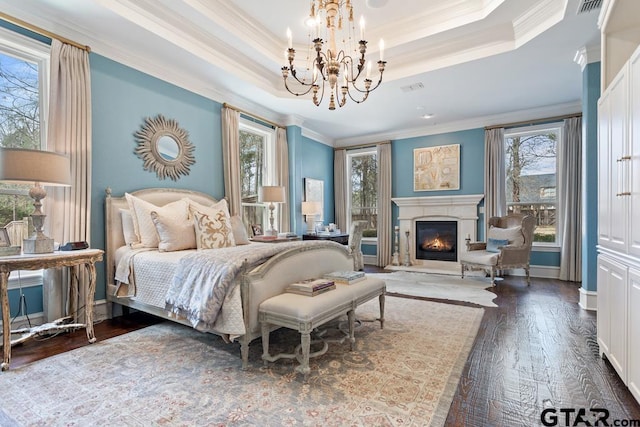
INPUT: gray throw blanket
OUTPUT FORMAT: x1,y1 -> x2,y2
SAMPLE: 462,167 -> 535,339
165,240 -> 340,332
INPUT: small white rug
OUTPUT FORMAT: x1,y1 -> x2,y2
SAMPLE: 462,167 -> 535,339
367,271 -> 498,307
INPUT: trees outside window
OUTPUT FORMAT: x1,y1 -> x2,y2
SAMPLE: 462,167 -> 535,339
347,149 -> 378,238
0,30 -> 49,230
239,119 -> 275,235
504,123 -> 560,244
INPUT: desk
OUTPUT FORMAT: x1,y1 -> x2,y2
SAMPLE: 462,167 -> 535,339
0,249 -> 103,371
303,233 -> 349,245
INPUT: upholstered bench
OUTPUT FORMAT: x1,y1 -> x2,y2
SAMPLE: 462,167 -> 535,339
258,277 -> 385,380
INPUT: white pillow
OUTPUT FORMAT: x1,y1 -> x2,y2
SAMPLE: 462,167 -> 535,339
120,209 -> 137,246
230,215 -> 250,245
487,225 -> 525,247
185,198 -> 230,219
125,193 -> 189,248
150,210 -> 196,252
191,207 -> 236,249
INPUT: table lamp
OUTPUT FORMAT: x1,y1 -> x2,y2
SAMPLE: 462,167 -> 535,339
0,148 -> 71,253
301,201 -> 321,234
258,185 -> 285,236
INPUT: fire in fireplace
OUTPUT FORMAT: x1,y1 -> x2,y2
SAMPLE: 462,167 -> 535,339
415,220 -> 457,262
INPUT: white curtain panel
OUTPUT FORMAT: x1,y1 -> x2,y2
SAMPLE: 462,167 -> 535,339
221,107 -> 242,216
333,149 -> 347,232
558,117 -> 582,282
377,142 -> 392,267
44,40 -> 91,320
484,128 -> 506,229
275,127 -> 290,232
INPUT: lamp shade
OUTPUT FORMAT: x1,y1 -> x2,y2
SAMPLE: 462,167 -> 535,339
301,201 -> 321,215
0,148 -> 71,186
259,186 -> 285,203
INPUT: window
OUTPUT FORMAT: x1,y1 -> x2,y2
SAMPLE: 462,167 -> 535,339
347,148 -> 378,238
239,118 -> 276,234
0,27 -> 49,285
504,123 -> 560,244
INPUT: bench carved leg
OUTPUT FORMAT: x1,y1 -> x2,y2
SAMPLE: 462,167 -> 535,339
240,338 -> 250,370
379,293 -> 386,329
347,310 -> 356,351
261,322 -> 271,367
296,331 -> 311,381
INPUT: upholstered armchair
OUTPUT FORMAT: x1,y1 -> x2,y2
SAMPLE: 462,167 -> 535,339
460,213 -> 535,286
348,220 -> 368,271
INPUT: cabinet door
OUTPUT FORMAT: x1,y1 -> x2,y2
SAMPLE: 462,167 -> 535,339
608,69 -> 629,253
597,255 -> 628,382
629,48 -> 640,257
598,95 -> 612,247
628,267 -> 640,402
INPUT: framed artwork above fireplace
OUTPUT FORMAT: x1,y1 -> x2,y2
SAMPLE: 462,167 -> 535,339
413,144 -> 460,191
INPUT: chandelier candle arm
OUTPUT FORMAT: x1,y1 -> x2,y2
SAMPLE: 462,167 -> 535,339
281,0 -> 387,110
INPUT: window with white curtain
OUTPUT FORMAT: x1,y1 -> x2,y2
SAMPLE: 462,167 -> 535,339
239,118 -> 276,234
504,123 -> 561,245
346,148 -> 378,239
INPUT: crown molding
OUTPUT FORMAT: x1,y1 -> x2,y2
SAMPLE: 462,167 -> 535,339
334,101 -> 582,147
301,127 -> 333,147
574,44 -> 601,71
512,0 -> 566,48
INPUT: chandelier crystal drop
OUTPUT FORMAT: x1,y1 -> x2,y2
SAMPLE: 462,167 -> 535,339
281,0 -> 386,110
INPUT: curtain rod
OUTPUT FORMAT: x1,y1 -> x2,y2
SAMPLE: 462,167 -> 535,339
222,103 -> 283,129
0,12 -> 90,52
335,140 -> 390,151
485,112 -> 582,130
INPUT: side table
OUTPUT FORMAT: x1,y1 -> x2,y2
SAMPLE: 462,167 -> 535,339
0,248 -> 104,371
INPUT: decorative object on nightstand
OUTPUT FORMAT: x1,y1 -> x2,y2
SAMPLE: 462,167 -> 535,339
0,148 -> 71,254
259,185 -> 285,236
301,201 -> 321,234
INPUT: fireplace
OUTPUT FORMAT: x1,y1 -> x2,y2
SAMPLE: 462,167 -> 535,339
415,221 -> 457,262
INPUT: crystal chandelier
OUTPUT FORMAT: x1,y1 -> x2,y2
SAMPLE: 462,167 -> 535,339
281,0 -> 386,110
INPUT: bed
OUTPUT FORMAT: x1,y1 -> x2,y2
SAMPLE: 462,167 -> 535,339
104,187 -> 354,368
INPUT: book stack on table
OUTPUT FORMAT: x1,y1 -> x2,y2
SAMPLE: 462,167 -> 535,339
322,270 -> 366,284
286,278 -> 336,296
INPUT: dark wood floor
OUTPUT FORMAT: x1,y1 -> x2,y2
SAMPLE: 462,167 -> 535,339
7,268 -> 640,426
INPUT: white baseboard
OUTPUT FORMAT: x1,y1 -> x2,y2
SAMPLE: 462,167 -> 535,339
579,288 -> 597,311
363,254 -> 377,265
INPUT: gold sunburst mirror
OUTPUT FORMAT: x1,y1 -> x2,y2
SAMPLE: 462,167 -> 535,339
134,114 -> 195,181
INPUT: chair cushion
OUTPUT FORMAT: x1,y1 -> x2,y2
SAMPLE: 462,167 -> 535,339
487,238 -> 509,253
487,225 -> 525,246
459,250 -> 499,266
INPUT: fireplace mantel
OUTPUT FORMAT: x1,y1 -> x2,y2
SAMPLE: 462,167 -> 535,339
391,194 -> 484,271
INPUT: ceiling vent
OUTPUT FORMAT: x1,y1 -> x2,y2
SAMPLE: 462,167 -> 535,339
577,0 -> 602,14
401,82 -> 424,92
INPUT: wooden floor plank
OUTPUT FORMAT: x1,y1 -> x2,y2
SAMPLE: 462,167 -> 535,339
5,270 -> 640,426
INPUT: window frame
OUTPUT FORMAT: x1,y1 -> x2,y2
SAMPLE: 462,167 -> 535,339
238,117 -> 277,231
0,26 -> 50,289
503,122 -> 562,249
346,147 -> 378,243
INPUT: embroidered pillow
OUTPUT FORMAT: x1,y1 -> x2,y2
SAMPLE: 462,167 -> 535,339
487,225 -> 525,247
486,238 -> 509,253
120,209 -> 137,246
125,193 -> 189,248
191,208 -> 236,249
230,215 -> 250,245
150,210 -> 196,252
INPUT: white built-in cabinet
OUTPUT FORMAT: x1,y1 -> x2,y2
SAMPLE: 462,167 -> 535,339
597,39 -> 640,404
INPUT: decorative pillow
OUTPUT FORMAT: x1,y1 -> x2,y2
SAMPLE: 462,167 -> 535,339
487,225 -> 524,247
150,210 -> 197,252
486,238 -> 509,253
230,215 -> 250,245
191,208 -> 236,249
120,209 -> 137,246
185,198 -> 230,219
125,193 -> 189,248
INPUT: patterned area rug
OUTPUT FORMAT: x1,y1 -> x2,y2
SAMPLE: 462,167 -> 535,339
367,271 -> 499,307
0,296 -> 483,426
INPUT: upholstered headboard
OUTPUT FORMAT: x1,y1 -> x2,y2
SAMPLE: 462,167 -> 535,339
104,187 -> 219,289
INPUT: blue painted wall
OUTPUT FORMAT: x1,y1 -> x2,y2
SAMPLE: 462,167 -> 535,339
90,53 -> 225,299
582,61 -> 601,292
